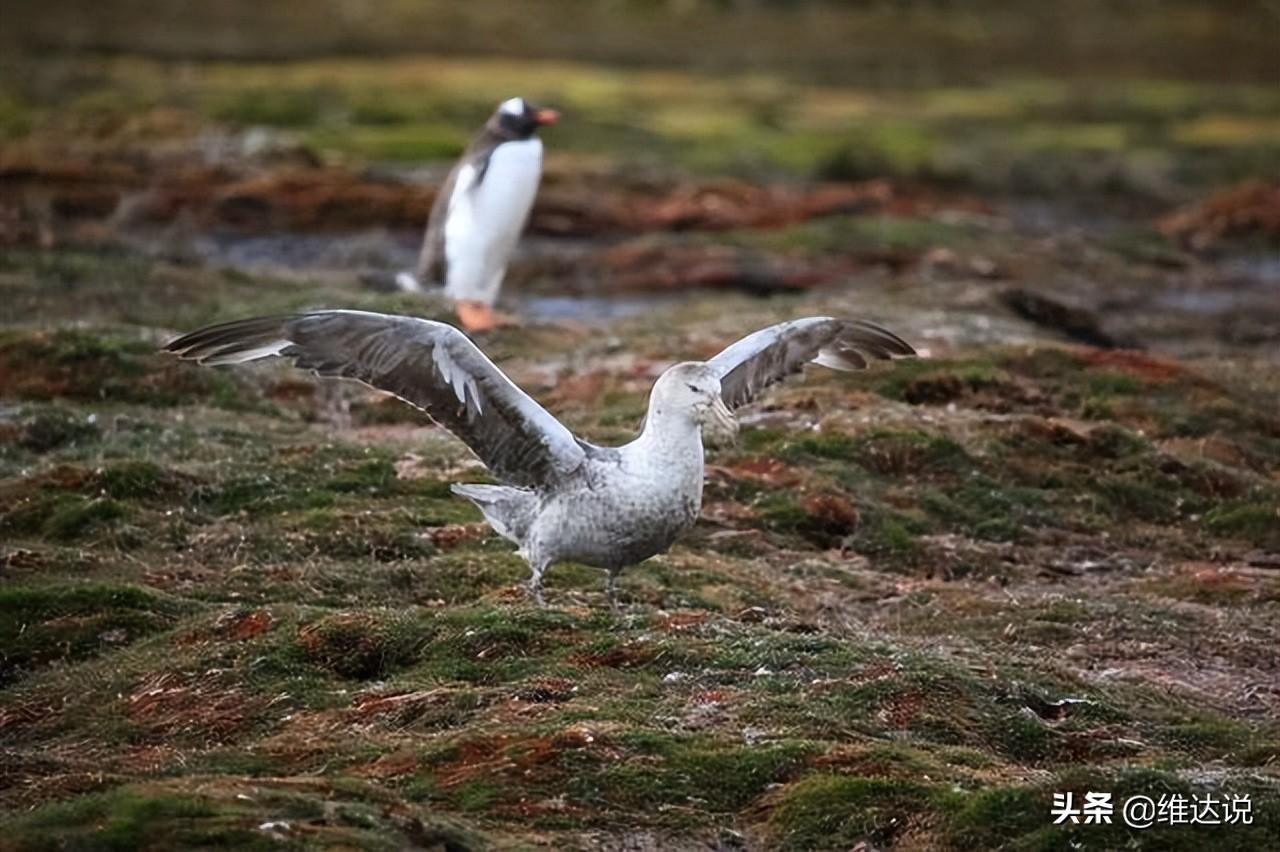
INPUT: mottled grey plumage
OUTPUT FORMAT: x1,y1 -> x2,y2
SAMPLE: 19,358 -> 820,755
165,310 -> 915,608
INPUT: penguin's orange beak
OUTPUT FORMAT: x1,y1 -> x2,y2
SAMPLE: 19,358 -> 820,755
534,109 -> 560,126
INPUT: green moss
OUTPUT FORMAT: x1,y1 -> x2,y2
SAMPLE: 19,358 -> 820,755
786,431 -> 861,462
1084,425 -> 1150,459
401,606 -> 577,684
900,366 -> 1021,406
193,447 -> 468,520
919,477 -> 1047,542
580,738 -> 814,814
811,124 -> 939,181
739,427 -> 789,454
210,85 -> 338,127
0,781 -> 434,850
0,584 -> 195,683
295,610 -> 429,680
48,495 -> 128,539
940,747 -> 998,769
42,495 -> 130,541
450,779 -> 502,813
1157,718 -> 1260,758
0,463 -> 191,541
12,407 -> 101,453
2,789 -> 241,852
857,430 -> 973,478
752,490 -> 858,546
98,460 -> 185,500
198,474 -> 288,515
1091,475 -> 1185,524
786,429 -> 972,482
1204,501 -> 1280,548
285,513 -> 436,562
0,92 -> 35,139
849,507 -> 926,566
1087,372 -> 1142,396
0,328 -> 227,406
308,123 -> 467,162
770,775 -> 948,851
199,475 -> 331,516
324,458 -> 398,494
1237,740 -> 1280,767
186,749 -> 286,778
1003,346 -> 1086,384
986,712 -> 1058,764
944,786 -> 1045,849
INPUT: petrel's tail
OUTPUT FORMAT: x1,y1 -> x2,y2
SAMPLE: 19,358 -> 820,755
451,484 -> 537,545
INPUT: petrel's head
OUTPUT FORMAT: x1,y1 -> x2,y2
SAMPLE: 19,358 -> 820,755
489,97 -> 559,140
650,362 -> 738,446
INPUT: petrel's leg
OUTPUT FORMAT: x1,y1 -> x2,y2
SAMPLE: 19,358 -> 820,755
527,559 -> 548,608
316,377 -> 352,429
604,571 -> 621,614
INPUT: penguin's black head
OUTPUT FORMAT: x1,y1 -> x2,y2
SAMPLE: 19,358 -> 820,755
489,97 -> 559,140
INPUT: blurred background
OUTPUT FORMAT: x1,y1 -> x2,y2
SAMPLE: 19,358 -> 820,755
3,1 -> 1279,336
2,3 -> 1280,850
3,0 -> 1279,338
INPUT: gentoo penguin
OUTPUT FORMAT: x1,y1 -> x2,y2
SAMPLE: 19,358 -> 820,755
397,97 -> 559,331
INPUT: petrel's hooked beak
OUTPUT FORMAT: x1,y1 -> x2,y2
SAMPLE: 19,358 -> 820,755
534,109 -> 560,126
705,394 -> 739,447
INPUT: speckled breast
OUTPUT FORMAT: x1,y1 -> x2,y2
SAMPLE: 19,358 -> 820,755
536,473 -> 702,571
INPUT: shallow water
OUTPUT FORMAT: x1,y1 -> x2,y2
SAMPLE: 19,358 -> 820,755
186,230 -> 419,272
148,228 -> 688,323
515,293 -> 678,322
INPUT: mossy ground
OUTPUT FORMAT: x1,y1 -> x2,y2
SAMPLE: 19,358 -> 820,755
2,41 -> 1280,852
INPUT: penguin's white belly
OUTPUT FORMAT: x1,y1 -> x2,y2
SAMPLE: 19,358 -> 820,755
444,138 -> 542,304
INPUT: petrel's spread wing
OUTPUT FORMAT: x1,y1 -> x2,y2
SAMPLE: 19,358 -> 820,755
165,310 -> 585,488
706,317 -> 916,409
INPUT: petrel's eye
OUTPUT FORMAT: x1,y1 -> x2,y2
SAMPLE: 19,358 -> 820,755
686,383 -> 701,393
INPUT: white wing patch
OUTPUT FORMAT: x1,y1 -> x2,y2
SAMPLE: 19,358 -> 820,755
202,340 -> 290,366
813,348 -> 864,371
432,341 -> 465,404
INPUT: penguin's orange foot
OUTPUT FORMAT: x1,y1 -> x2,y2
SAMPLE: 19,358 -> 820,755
456,301 -> 498,332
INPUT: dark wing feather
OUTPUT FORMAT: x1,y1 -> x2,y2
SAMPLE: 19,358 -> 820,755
706,317 -> 916,409
164,311 -> 585,488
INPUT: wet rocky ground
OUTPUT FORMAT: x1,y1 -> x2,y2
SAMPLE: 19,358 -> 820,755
1,52 -> 1279,850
